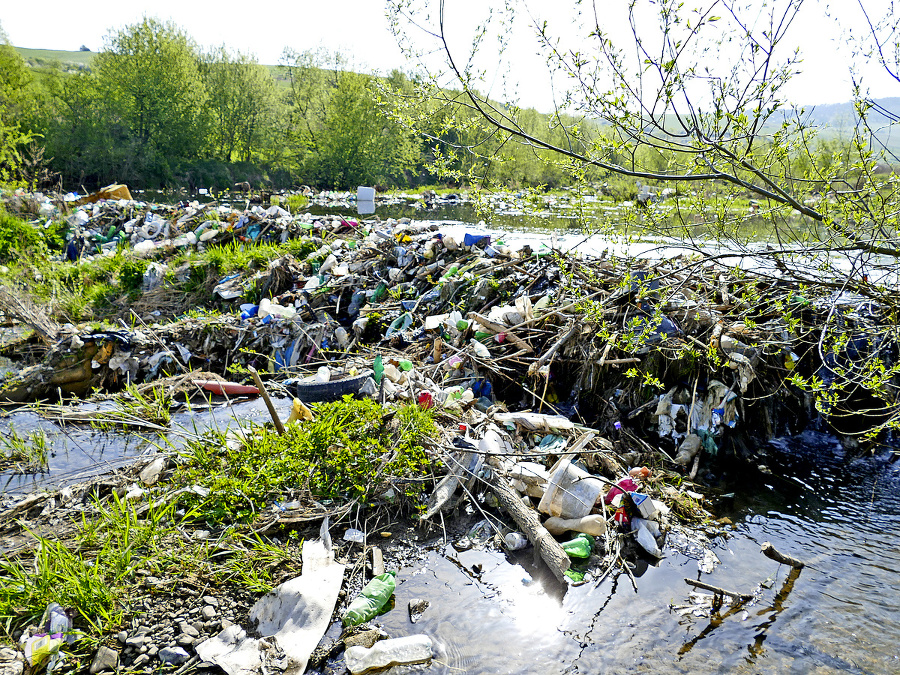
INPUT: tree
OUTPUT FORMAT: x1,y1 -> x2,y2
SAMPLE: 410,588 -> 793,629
200,46 -> 280,163
388,0 -> 900,438
93,18 -> 207,163
0,24 -> 36,185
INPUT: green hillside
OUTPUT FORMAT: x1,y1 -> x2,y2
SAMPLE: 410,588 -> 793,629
16,47 -> 94,67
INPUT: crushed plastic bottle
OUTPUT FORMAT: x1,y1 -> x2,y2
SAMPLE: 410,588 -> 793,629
561,533 -> 595,558
344,634 -> 433,675
342,572 -> 397,626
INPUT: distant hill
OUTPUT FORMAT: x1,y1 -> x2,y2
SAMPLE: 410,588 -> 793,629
16,47 -> 94,69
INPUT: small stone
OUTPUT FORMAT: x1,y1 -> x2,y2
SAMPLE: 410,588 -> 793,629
179,622 -> 200,638
139,645 -> 148,654
0,647 -> 25,675
191,621 -> 204,634
408,598 -> 430,623
176,635 -> 195,648
89,646 -> 119,674
132,653 -> 150,668
159,646 -> 190,666
125,636 -> 146,648
136,625 -> 151,635
220,618 -> 234,630
117,631 -> 128,644
200,606 -> 217,620
139,456 -> 167,486
147,646 -> 158,658
343,629 -> 382,650
202,596 -> 219,607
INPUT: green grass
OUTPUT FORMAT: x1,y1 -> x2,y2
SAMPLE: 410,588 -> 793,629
0,426 -> 50,474
173,398 -> 440,523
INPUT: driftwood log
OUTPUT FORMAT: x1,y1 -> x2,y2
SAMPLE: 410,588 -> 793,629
761,542 -> 805,569
488,470 -> 570,583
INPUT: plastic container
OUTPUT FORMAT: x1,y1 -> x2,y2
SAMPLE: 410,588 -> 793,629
342,572 -> 397,626
560,533 -> 595,558
538,457 -> 605,519
344,634 -> 433,675
357,186 -> 376,201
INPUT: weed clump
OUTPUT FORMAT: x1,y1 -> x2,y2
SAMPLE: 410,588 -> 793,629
175,397 -> 440,523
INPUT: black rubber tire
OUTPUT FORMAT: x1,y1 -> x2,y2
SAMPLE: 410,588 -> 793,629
294,373 -> 371,402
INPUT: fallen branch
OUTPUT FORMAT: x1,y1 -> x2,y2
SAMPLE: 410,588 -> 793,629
488,469 -> 570,584
528,322 -> 579,376
684,578 -> 754,602
761,542 -> 805,569
468,312 -> 534,353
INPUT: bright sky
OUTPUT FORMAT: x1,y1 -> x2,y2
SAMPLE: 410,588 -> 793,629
3,0 -> 897,112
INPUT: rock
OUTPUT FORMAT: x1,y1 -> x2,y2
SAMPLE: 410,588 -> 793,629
147,646 -> 158,658
178,622 -> 200,638
138,456 -> 167,486
125,635 -> 146,648
117,631 -> 128,644
132,653 -> 150,668
158,646 -> 190,666
0,647 -> 25,675
343,629 -> 383,650
89,646 -> 119,674
191,620 -> 204,633
202,596 -> 219,607
200,606 -> 217,620
408,598 -> 430,623
176,635 -> 195,648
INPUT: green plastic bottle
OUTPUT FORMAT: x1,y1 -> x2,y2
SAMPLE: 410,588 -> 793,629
561,533 -> 595,559
342,571 -> 397,626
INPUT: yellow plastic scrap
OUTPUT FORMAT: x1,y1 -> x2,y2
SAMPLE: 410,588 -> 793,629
286,398 -> 314,425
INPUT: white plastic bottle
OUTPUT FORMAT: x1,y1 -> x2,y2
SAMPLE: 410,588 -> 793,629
344,635 -> 433,675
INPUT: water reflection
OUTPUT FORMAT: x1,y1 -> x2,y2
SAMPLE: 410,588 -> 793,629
326,434 -> 900,675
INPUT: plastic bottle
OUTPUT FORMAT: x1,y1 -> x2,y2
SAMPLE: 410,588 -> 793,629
560,533 -> 595,559
342,571 -> 397,626
344,634 -> 433,675
504,532 -> 529,551
544,515 -> 607,537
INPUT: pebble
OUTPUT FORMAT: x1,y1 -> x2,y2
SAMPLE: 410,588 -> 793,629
200,606 -> 217,620
132,653 -> 150,668
202,596 -> 219,607
88,646 -> 119,674
179,622 -> 200,638
176,635 -> 195,648
116,631 -> 128,644
124,636 -> 146,648
159,646 -> 190,666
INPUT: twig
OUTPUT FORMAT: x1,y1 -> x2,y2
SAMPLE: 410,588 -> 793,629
761,542 -> 805,569
684,578 -> 754,602
249,366 -> 286,435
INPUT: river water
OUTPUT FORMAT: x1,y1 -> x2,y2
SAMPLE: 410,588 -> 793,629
361,431 -> 900,675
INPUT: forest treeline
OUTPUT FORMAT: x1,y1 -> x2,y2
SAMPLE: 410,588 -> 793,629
0,18 -> 593,192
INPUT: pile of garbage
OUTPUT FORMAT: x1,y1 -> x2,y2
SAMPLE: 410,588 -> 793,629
1,185 -> 845,459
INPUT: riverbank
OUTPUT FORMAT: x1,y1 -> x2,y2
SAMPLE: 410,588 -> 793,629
0,188 -> 897,674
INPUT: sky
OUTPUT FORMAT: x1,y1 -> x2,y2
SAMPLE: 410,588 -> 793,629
2,0 -> 898,113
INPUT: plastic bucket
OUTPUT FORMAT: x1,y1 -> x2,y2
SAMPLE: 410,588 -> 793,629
538,457 -> 604,519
